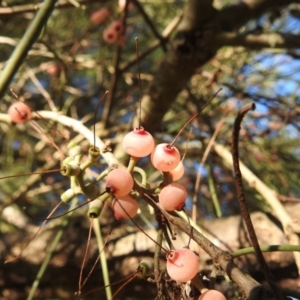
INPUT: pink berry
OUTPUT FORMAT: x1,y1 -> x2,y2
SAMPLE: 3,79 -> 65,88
112,195 -> 138,220
151,143 -> 180,172
198,290 -> 227,300
90,7 -> 110,25
123,127 -> 155,157
105,169 -> 134,197
166,248 -> 199,282
8,102 -> 31,123
109,20 -> 124,35
169,161 -> 185,181
103,27 -> 118,44
159,183 -> 187,211
46,63 -> 61,77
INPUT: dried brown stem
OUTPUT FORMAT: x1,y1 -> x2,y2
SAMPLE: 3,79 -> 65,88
131,0 -> 167,52
101,3 -> 129,127
231,103 -> 283,299
167,213 -> 270,299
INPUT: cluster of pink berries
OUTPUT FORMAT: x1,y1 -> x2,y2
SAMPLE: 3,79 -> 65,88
106,126 -> 200,284
89,7 -> 125,45
6,103 -> 227,299
105,126 -> 187,220
123,127 -> 186,209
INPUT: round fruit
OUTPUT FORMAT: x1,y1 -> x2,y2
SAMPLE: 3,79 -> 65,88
112,195 -> 138,220
123,127 -> 155,157
105,169 -> 134,197
166,248 -> 199,282
198,290 -> 227,300
90,7 -> 110,25
159,183 -> 187,211
8,102 -> 31,123
169,161 -> 185,181
109,20 -> 124,35
151,143 -> 180,172
103,27 -> 118,44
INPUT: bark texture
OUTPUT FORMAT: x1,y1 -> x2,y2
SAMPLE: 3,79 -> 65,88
141,0 -> 299,133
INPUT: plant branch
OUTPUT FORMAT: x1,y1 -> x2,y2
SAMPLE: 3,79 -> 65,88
131,0 -> 167,52
0,0 -> 103,16
231,103 -> 283,299
30,111 -> 120,167
167,213 -> 270,299
215,32 -> 300,49
213,142 -> 300,273
218,0 -> 297,32
102,3 -> 129,127
26,198 -> 79,300
0,0 -> 58,99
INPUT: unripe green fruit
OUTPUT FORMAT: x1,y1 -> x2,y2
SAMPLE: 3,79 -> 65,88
61,157 -> 80,176
137,259 -> 154,277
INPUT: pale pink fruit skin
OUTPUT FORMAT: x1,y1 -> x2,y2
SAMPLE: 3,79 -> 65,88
159,183 -> 187,211
198,290 -> 227,300
47,64 -> 60,76
166,248 -> 199,282
112,195 -> 138,220
105,169 -> 134,197
169,161 -> 184,181
8,102 -> 31,123
151,143 -> 181,172
90,7 -> 110,25
123,127 -> 155,157
109,20 -> 124,35
103,28 -> 118,44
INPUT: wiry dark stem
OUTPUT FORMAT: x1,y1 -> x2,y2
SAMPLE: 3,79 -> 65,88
231,103 -> 283,299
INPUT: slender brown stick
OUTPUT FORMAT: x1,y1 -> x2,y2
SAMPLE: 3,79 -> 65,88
101,3 -> 129,126
77,217 -> 93,295
231,103 -> 283,299
131,0 -> 167,52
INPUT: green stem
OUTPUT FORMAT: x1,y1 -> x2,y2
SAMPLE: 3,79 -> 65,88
26,198 -> 78,300
154,227 -> 163,282
0,0 -> 58,98
232,244 -> 300,258
133,166 -> 147,185
207,163 -> 222,217
93,218 -> 112,300
127,156 -> 139,172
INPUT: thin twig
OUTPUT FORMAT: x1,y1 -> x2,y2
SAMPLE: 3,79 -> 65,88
192,119 -> 224,222
231,103 -> 283,299
131,0 -> 167,52
119,15 -> 181,72
101,2 -> 129,127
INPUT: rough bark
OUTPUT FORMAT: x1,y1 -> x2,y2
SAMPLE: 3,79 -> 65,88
140,0 -> 300,133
